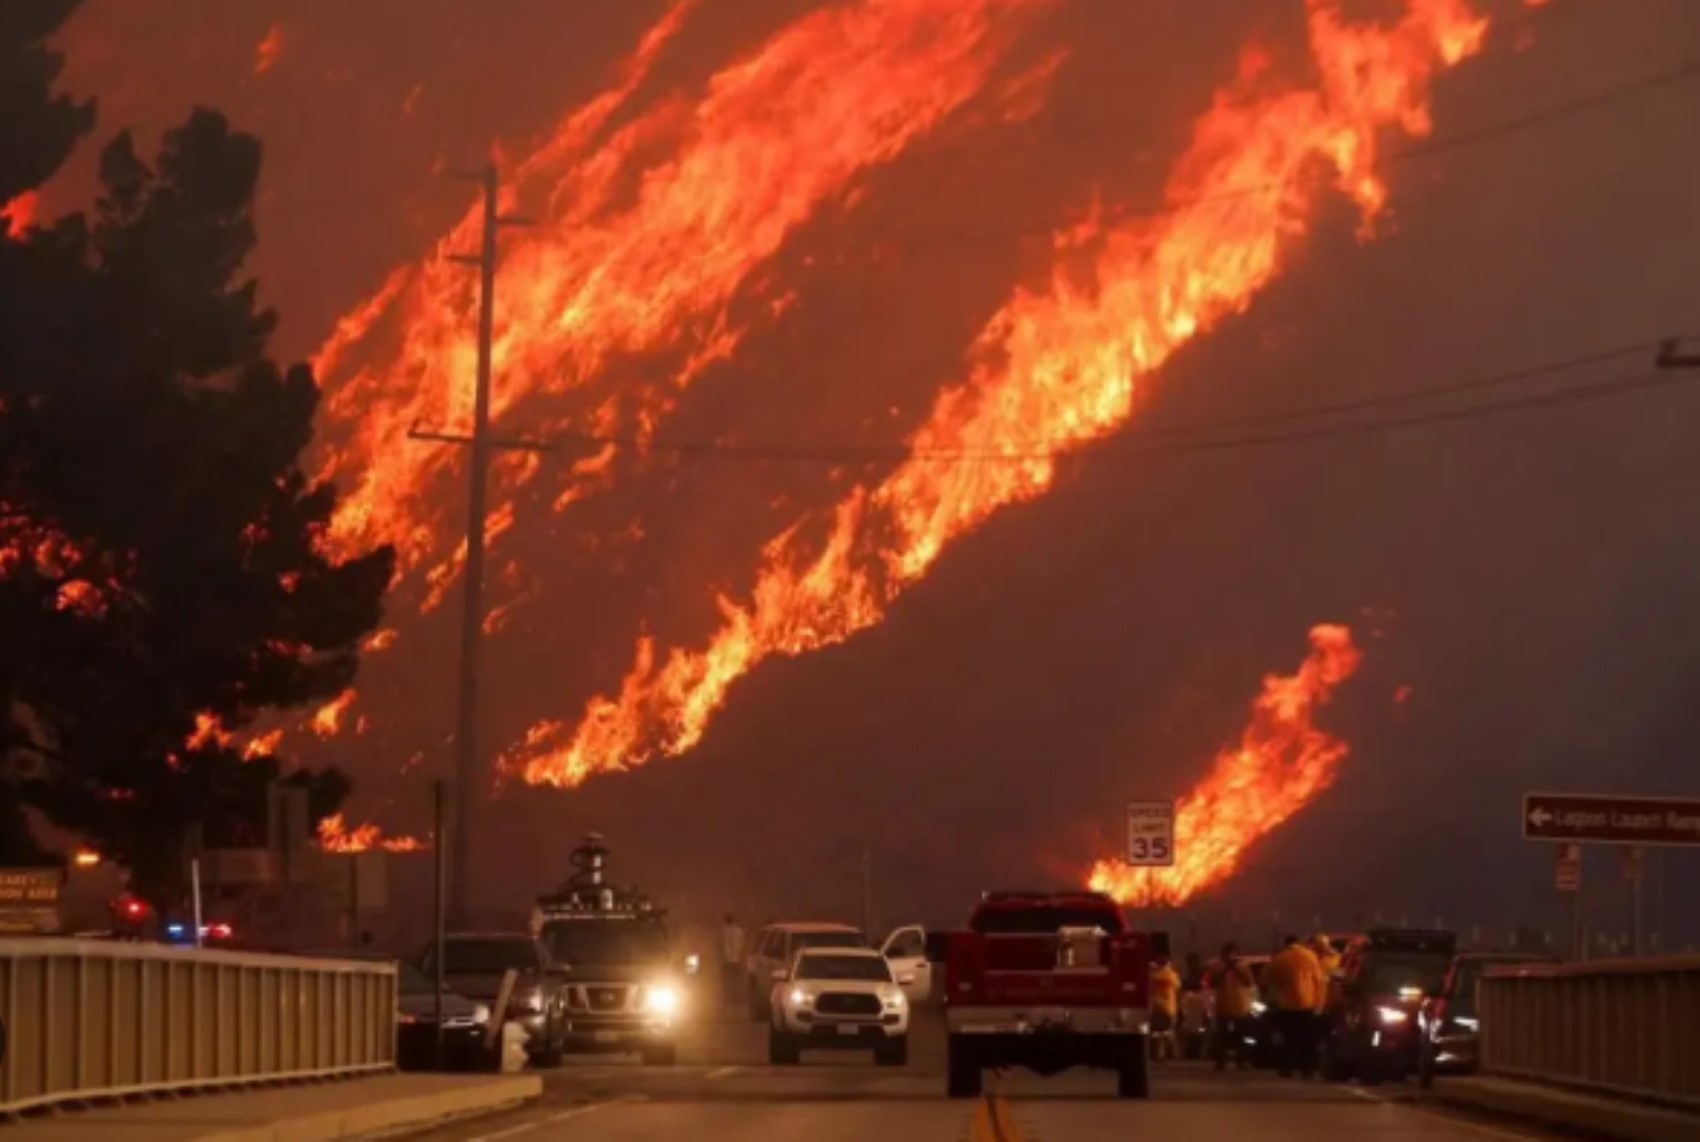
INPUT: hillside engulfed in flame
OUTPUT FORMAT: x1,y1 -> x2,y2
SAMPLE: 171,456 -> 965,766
1088,624 -> 1363,906
510,0 -> 1497,788
314,0 -> 1045,593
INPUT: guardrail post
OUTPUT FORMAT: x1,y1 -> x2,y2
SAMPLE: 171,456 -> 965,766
0,941 -> 395,1116
3,952 -> 16,1104
42,956 -> 55,1103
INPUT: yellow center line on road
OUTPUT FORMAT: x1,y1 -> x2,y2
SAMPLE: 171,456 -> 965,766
970,1094 -> 1026,1142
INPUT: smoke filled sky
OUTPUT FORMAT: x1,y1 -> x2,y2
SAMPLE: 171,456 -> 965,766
44,0 -> 1700,943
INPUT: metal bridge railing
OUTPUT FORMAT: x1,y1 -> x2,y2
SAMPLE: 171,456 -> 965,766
1478,955 -> 1700,1109
0,937 -> 396,1116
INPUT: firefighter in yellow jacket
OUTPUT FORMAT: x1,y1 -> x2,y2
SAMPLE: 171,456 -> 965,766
1210,943 -> 1257,1071
1264,935 -> 1327,1078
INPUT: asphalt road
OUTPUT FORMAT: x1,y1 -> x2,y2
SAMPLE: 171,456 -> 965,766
405,1008 -> 1562,1142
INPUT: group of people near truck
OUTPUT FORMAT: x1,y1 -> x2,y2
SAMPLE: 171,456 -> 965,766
1147,932 -> 1343,1076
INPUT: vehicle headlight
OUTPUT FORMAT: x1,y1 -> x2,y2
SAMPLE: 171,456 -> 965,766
1250,1001 -> 1267,1016
472,1004 -> 491,1025
643,985 -> 681,1017
788,987 -> 814,1007
515,987 -> 545,1013
1376,1005 -> 1409,1025
884,990 -> 906,1010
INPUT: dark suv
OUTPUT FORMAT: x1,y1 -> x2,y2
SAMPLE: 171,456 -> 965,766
1321,929 -> 1455,1084
1417,951 -> 1552,1085
421,933 -> 566,1066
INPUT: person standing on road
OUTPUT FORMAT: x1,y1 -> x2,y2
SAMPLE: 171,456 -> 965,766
1311,932 -> 1341,979
1266,934 -> 1326,1078
1149,954 -> 1181,1061
1309,932 -> 1340,1052
719,913 -> 746,1014
1210,943 -> 1256,1071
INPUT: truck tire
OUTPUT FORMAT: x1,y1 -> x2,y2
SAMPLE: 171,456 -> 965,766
768,1029 -> 800,1066
1117,1035 -> 1150,1099
946,1035 -> 982,1098
875,1036 -> 909,1067
642,1043 -> 677,1066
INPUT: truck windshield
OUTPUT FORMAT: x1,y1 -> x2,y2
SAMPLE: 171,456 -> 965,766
973,908 -> 1121,935
1363,952 -> 1450,996
795,954 -> 891,982
794,931 -> 865,952
542,919 -> 670,966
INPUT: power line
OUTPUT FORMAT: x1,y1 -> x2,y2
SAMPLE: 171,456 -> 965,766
1128,368 -> 1688,458
548,343 -> 1696,465
879,58 -> 1700,252
1133,339 -> 1672,440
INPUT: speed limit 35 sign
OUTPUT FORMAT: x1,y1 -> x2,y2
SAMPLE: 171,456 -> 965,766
1125,801 -> 1175,867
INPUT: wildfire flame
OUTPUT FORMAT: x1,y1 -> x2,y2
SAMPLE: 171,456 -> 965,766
313,0 -> 1047,586
511,0 -> 1502,787
243,728 -> 284,760
2,192 -> 40,238
1087,624 -> 1363,906
186,712 -> 232,752
310,689 -> 357,738
253,23 -> 286,76
317,813 -> 427,853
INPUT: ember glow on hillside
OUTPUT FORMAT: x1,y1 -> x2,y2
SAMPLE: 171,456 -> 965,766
1,192 -> 39,238
509,0 -> 1502,788
314,0 -> 1047,588
1088,624 -> 1363,906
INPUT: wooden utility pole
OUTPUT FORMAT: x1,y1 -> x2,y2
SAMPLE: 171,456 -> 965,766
411,164 -> 546,929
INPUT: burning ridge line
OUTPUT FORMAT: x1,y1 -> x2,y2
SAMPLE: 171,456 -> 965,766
312,0 -> 1052,596
508,0 -> 1509,788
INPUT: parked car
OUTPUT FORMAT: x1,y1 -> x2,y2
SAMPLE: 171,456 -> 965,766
304,948 -> 490,1071
745,922 -> 866,1018
1417,951 -> 1553,1085
420,933 -> 566,1066
769,946 -> 909,1066
1321,928 -> 1456,1084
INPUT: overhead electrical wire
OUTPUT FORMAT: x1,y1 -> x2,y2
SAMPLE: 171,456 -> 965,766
885,57 -> 1700,251
547,346 -> 1700,467
424,50 -> 1700,470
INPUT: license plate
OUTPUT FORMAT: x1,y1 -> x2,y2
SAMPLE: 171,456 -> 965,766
836,1024 -> 861,1036
593,1031 -> 620,1043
